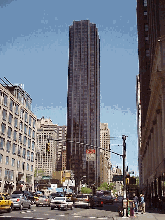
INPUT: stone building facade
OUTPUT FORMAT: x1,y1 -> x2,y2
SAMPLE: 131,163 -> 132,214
137,0 -> 165,207
0,80 -> 36,193
36,117 -> 57,177
100,123 -> 111,184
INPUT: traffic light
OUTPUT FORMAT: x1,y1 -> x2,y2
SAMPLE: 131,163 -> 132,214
46,143 -> 50,153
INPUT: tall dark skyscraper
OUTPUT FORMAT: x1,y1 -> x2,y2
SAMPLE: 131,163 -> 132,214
67,20 -> 100,187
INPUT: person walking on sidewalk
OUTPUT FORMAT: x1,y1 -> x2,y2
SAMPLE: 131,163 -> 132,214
140,194 -> 145,214
133,193 -> 139,213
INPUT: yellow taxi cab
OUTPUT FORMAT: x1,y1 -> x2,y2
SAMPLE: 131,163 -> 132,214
0,193 -> 13,213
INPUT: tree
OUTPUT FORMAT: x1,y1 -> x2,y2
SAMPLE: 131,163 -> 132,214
34,169 -> 45,178
81,187 -> 92,194
97,182 -> 115,191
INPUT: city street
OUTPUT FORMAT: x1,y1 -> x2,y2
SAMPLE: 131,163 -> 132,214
0,203 -> 120,220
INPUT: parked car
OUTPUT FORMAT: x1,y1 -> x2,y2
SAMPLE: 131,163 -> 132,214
74,194 -> 92,208
50,197 -> 71,210
90,196 -> 104,207
100,195 -> 114,204
116,196 -> 123,203
0,193 -> 13,213
10,194 -> 31,210
36,195 -> 50,207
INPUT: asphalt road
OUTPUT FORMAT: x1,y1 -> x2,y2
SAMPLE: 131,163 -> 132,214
0,202 -> 121,220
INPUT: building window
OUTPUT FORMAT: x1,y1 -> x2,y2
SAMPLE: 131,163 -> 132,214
144,0 -> 147,7
27,150 -> 30,160
24,112 -> 28,123
8,113 -> 13,124
24,124 -> 27,134
15,104 -> 19,115
12,158 -> 15,167
29,116 -> 31,126
17,160 -> 20,169
28,128 -> 31,137
31,152 -> 34,162
18,146 -> 21,156
4,94 -> 8,106
32,141 -> 34,151
14,118 -> 18,128
10,100 -> 13,111
19,133 -> 22,143
1,123 -> 6,134
0,154 -> 3,163
27,163 -> 29,171
22,162 -> 25,171
6,156 -> 9,165
28,139 -> 31,149
8,127 -> 12,138
145,24 -> 148,31
0,138 -> 4,150
23,136 -> 27,145
2,109 -> 7,121
144,11 -> 147,16
6,141 -> 11,153
20,108 -> 23,119
10,170 -> 14,181
32,130 -> 35,139
31,165 -> 33,172
20,121 -> 23,130
145,36 -> 149,41
146,49 -> 150,57
12,143 -> 16,155
33,119 -> 36,128
13,130 -> 17,141
22,148 -> 26,158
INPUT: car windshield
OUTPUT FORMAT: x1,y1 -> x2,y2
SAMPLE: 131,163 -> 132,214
11,194 -> 22,198
76,195 -> 88,198
54,198 -> 65,200
39,196 -> 46,198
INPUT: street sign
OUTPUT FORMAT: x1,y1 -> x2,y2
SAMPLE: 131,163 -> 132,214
63,180 -> 75,187
113,175 -> 123,181
86,149 -> 96,161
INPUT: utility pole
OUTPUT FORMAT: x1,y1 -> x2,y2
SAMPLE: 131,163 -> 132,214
122,135 -> 127,217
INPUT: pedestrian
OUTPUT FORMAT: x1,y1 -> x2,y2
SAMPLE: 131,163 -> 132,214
140,194 -> 145,214
133,193 -> 139,213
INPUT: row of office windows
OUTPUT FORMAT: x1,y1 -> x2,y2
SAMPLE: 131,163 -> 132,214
1,99 -> 36,128
1,122 -> 35,140
0,142 -> 34,160
2,109 -> 36,130
0,155 -> 33,171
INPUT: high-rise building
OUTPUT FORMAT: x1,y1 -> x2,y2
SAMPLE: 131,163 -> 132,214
67,20 -> 100,187
100,123 -> 111,184
0,78 -> 36,193
56,126 -> 67,171
36,117 -> 57,177
137,0 -> 165,206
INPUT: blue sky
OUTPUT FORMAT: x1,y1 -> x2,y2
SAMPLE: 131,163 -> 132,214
0,0 -> 138,175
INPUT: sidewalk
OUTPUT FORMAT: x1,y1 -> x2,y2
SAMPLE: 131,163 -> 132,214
113,210 -> 165,220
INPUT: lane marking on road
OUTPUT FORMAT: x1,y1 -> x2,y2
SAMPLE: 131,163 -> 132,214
26,210 -> 31,212
97,218 -> 108,219
89,217 -> 96,219
22,217 -> 33,218
58,214 -> 65,216
21,211 -> 26,213
73,216 -> 81,218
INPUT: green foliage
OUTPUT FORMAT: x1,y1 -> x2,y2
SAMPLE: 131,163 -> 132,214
81,187 -> 92,194
34,169 -> 45,177
97,182 -> 115,191
113,189 -> 117,195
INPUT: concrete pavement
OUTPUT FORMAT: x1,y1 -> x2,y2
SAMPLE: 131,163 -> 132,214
113,211 -> 165,220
